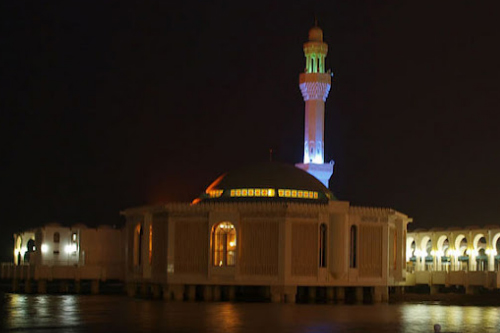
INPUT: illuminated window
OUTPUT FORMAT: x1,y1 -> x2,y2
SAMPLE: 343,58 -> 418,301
350,225 -> 357,268
319,224 -> 327,268
53,232 -> 60,243
207,190 -> 223,198
149,224 -> 153,265
277,189 -> 319,199
71,233 -> 77,242
212,222 -> 236,267
133,224 -> 143,266
229,188 -> 275,198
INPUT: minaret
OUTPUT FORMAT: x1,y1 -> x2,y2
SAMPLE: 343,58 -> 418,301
296,24 -> 334,188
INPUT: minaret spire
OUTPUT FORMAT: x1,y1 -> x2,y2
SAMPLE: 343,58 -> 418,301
295,24 -> 334,188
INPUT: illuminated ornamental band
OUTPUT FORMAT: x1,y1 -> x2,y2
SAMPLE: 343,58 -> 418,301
295,24 -> 334,188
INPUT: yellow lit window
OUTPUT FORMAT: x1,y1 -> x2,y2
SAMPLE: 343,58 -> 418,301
212,222 -> 236,267
149,224 -> 153,264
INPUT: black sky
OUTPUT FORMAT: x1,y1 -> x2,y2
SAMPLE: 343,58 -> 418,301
1,1 -> 500,261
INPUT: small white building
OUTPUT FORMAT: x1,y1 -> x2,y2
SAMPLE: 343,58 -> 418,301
4,223 -> 124,293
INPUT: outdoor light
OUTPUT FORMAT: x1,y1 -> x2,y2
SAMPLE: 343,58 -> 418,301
41,244 -> 48,253
64,244 -> 77,254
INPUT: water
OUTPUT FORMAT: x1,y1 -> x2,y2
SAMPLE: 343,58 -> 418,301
1,293 -> 499,333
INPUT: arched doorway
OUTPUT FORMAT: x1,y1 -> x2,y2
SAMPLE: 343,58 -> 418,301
475,236 -> 487,271
212,222 -> 237,267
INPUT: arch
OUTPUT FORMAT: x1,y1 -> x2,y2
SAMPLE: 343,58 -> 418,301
492,232 -> 500,251
492,233 -> 500,271
15,236 -> 22,265
420,236 -> 431,255
349,225 -> 357,268
406,237 -> 415,261
212,222 -> 237,267
473,233 -> 486,249
454,234 -> 467,253
319,223 -> 327,268
437,235 -> 449,252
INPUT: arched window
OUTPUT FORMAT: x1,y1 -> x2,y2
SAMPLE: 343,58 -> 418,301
212,222 -> 236,267
133,224 -> 143,266
319,224 -> 327,268
350,225 -> 357,268
53,232 -> 60,243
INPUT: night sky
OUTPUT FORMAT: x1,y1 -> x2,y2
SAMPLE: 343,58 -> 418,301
2,1 -> 499,261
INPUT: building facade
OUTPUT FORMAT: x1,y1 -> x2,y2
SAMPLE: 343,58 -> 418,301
122,163 -> 412,302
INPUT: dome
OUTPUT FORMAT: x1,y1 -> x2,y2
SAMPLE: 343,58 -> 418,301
308,26 -> 323,42
195,162 -> 334,203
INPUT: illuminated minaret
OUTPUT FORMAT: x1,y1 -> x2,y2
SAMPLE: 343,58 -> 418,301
296,24 -> 334,188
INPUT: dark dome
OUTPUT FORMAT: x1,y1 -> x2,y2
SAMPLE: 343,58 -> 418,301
195,162 -> 334,203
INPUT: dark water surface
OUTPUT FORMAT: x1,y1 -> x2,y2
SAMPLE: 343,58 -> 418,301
1,293 -> 499,333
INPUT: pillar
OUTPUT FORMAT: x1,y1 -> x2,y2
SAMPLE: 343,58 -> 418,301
355,287 -> 364,303
326,287 -> 335,302
213,285 -> 221,302
75,280 -> 82,294
151,284 -> 162,299
24,280 -> 33,293
59,280 -> 69,293
162,285 -> 170,300
308,287 -> 316,302
140,283 -> 149,297
335,287 -> 345,302
203,285 -> 213,301
12,279 -> 19,293
227,286 -> 236,301
91,280 -> 100,295
372,286 -> 388,303
187,285 -> 196,301
270,286 -> 283,303
466,285 -> 477,295
37,280 -> 47,294
284,286 -> 297,304
127,283 -> 137,297
169,284 -> 184,301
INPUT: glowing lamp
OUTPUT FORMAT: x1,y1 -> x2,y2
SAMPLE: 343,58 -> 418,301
64,244 -> 77,254
41,244 -> 48,253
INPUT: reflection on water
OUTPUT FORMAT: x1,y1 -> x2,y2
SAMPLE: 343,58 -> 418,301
1,293 -> 499,332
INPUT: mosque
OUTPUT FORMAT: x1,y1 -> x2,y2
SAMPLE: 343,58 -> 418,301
119,25 -> 411,303
4,25 -> 499,301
